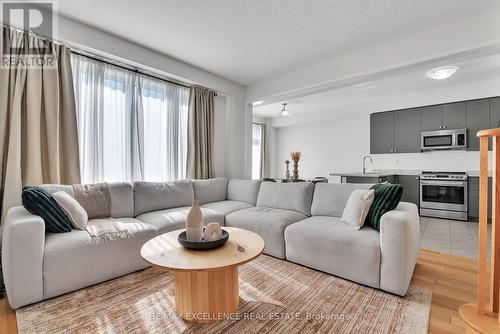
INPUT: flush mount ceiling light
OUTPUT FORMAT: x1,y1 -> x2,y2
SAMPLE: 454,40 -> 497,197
426,66 -> 459,80
279,103 -> 291,117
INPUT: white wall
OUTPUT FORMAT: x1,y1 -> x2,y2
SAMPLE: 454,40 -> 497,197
275,115 -> 369,178
53,13 -> 249,178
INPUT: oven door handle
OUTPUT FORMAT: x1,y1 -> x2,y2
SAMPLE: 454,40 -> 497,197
420,180 -> 467,187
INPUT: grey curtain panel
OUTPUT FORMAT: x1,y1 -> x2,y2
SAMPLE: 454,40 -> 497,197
0,26 -> 81,220
186,86 -> 216,179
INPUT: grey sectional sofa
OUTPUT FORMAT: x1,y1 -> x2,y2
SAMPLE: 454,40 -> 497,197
2,177 -> 419,309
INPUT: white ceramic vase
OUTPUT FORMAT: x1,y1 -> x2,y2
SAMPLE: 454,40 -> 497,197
186,200 -> 204,242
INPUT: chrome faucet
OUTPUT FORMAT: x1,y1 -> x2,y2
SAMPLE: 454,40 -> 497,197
362,155 -> 373,174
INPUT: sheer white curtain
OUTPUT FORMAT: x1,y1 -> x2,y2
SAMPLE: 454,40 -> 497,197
140,77 -> 188,181
71,54 -> 189,183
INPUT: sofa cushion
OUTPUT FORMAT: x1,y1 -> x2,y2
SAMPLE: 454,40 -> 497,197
72,183 -> 111,219
22,187 -> 72,233
39,182 -> 134,218
311,183 -> 372,217
285,216 -> 381,288
136,206 -> 224,234
225,207 -> 307,259
227,179 -> 261,205
108,182 -> 134,218
192,177 -> 228,204
256,182 -> 314,216
133,180 -> 194,216
340,189 -> 375,230
365,183 -> 403,231
43,218 -> 158,299
201,200 -> 252,216
52,191 -> 88,230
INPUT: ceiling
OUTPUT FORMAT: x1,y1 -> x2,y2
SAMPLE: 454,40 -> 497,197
54,0 -> 500,85
253,53 -> 500,119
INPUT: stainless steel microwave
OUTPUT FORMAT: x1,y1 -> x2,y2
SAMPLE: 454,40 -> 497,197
421,128 -> 467,151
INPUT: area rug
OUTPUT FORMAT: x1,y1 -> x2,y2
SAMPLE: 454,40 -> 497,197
16,255 -> 431,334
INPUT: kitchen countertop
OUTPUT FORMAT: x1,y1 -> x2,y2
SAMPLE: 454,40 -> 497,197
329,172 -> 395,177
330,169 -> 492,177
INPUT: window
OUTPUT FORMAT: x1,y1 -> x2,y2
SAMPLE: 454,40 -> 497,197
252,122 -> 263,179
71,54 -> 189,183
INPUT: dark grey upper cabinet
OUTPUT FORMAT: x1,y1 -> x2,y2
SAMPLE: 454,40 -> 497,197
370,112 -> 394,154
490,97 -> 500,129
370,96 -> 500,154
397,175 -> 419,207
443,102 -> 467,129
421,105 -> 443,131
394,108 -> 421,153
467,99 -> 490,151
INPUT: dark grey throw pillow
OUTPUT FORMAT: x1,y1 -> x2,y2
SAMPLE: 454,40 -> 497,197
22,186 -> 72,233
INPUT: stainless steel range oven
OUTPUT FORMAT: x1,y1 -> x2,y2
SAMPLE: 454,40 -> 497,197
419,171 -> 468,221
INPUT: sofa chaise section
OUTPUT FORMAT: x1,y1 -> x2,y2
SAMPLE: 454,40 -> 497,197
285,216 -> 381,288
285,183 -> 420,296
226,182 -> 314,259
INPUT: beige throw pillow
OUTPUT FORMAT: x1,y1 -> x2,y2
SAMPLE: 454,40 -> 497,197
340,189 -> 375,230
53,191 -> 88,230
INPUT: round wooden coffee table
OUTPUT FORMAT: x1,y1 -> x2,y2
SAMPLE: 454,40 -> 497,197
141,227 -> 265,323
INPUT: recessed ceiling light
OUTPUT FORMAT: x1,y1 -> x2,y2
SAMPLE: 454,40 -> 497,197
426,66 -> 459,80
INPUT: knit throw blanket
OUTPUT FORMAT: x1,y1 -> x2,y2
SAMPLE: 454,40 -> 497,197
72,183 -> 133,245
86,219 -> 133,245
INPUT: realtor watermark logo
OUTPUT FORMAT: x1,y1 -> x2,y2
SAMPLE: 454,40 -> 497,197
1,0 -> 58,69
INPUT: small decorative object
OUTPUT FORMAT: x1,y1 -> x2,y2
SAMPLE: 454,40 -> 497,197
284,160 -> 291,180
204,222 -> 223,241
185,200 -> 204,242
290,151 -> 301,180
178,229 -> 229,250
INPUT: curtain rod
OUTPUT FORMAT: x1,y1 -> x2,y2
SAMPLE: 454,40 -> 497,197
71,50 -> 192,89
71,50 -> 217,96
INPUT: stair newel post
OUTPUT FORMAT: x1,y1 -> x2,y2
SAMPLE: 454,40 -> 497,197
478,135 -> 489,315
492,136 -> 500,319
460,128 -> 500,333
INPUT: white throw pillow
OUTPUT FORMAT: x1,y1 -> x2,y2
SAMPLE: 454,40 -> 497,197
53,191 -> 88,230
340,189 -> 375,230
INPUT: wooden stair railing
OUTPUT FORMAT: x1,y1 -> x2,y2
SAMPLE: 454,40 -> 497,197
459,128 -> 500,334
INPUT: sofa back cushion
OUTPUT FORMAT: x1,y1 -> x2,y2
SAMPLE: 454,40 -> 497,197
133,180 -> 194,216
39,182 -> 134,218
256,182 -> 314,215
192,177 -> 228,204
311,183 -> 372,217
227,179 -> 261,205
108,183 -> 134,218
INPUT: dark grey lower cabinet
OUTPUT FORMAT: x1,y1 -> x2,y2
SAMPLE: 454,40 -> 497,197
397,175 -> 419,207
468,176 -> 492,221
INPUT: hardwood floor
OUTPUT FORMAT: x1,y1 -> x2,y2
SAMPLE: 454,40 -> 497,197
0,249 -> 480,334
